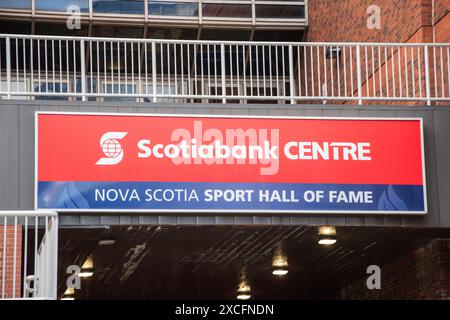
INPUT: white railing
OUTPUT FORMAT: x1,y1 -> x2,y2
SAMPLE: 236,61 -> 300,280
0,34 -> 449,104
0,211 -> 58,300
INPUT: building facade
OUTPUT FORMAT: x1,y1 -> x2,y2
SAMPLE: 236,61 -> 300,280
0,0 -> 450,300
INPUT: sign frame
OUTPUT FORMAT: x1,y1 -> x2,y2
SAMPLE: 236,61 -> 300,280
34,111 -> 428,215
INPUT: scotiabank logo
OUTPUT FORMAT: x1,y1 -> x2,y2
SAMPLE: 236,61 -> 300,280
96,132 -> 128,165
94,121 -> 371,175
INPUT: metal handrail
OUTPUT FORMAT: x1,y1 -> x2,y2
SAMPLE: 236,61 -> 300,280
1,34 -> 449,104
0,210 -> 58,300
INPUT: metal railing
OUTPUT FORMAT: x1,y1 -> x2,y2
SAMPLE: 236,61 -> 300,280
0,211 -> 58,300
0,34 -> 449,104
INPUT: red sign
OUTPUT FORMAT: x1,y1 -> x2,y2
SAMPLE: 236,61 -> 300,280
36,113 -> 426,213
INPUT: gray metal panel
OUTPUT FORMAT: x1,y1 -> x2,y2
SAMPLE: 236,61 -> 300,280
433,110 -> 450,227
0,104 -> 19,210
19,104 -> 37,210
1,100 -> 449,228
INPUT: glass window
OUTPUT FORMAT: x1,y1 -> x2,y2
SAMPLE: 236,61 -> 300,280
34,82 -> 69,100
253,30 -> 303,42
201,29 -> 251,41
35,0 -> 89,12
255,4 -> 305,19
91,25 -> 144,38
202,4 -> 251,18
148,1 -> 198,16
76,79 -> 97,101
1,80 -> 28,100
104,83 -> 137,102
93,0 -> 145,14
147,28 -> 197,40
0,0 -> 30,9
0,21 -> 31,34
144,83 -> 186,103
35,23 -> 89,36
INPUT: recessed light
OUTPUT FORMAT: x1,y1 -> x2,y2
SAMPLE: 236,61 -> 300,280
78,267 -> 94,278
98,235 -> 115,246
237,294 -> 251,300
318,226 -> 336,236
272,268 -> 289,276
318,237 -> 337,245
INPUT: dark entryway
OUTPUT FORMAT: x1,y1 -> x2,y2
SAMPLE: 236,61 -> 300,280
56,225 -> 450,299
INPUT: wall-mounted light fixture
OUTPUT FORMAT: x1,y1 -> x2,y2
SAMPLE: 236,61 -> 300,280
272,253 -> 289,276
326,47 -> 341,59
236,267 -> 252,300
318,226 -> 337,246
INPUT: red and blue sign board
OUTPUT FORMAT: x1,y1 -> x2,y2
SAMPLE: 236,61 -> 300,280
35,112 -> 427,214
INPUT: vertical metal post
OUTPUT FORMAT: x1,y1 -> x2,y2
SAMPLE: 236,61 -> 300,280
198,0 -> 203,25
80,39 -> 86,101
424,45 -> 431,106
289,44 -> 295,104
152,41 -> 157,102
6,36 -> 11,99
356,44 -> 362,105
221,43 -> 226,103
50,216 -> 58,299
251,0 -> 256,26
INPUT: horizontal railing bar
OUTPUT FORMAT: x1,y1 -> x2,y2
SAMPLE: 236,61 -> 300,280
0,211 -> 58,217
3,91 -> 448,101
0,34 -> 448,47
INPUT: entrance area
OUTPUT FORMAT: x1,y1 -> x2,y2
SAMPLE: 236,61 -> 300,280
56,225 -> 450,299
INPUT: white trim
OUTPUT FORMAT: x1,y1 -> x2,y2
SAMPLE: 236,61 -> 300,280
34,111 -> 427,215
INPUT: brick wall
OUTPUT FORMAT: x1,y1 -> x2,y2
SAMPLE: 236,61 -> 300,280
0,225 -> 23,298
338,239 -> 450,299
302,0 -> 450,106
306,0 -> 425,43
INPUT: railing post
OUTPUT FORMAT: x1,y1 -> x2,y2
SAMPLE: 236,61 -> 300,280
6,36 -> 11,100
289,44 -> 295,104
220,43 -> 226,104
356,44 -> 362,105
80,39 -> 86,102
424,45 -> 431,106
50,216 -> 58,299
152,41 -> 157,103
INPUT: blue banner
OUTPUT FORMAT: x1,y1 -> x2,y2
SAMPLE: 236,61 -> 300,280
37,182 -> 425,212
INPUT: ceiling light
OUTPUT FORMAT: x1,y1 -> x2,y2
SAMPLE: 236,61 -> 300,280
318,236 -> 337,246
273,258 -> 288,268
98,235 -> 116,246
272,255 -> 289,276
318,226 -> 337,245
272,268 -> 289,276
236,266 -> 252,300
61,296 -> 75,300
237,282 -> 251,293
78,268 -> 94,278
318,226 -> 336,236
